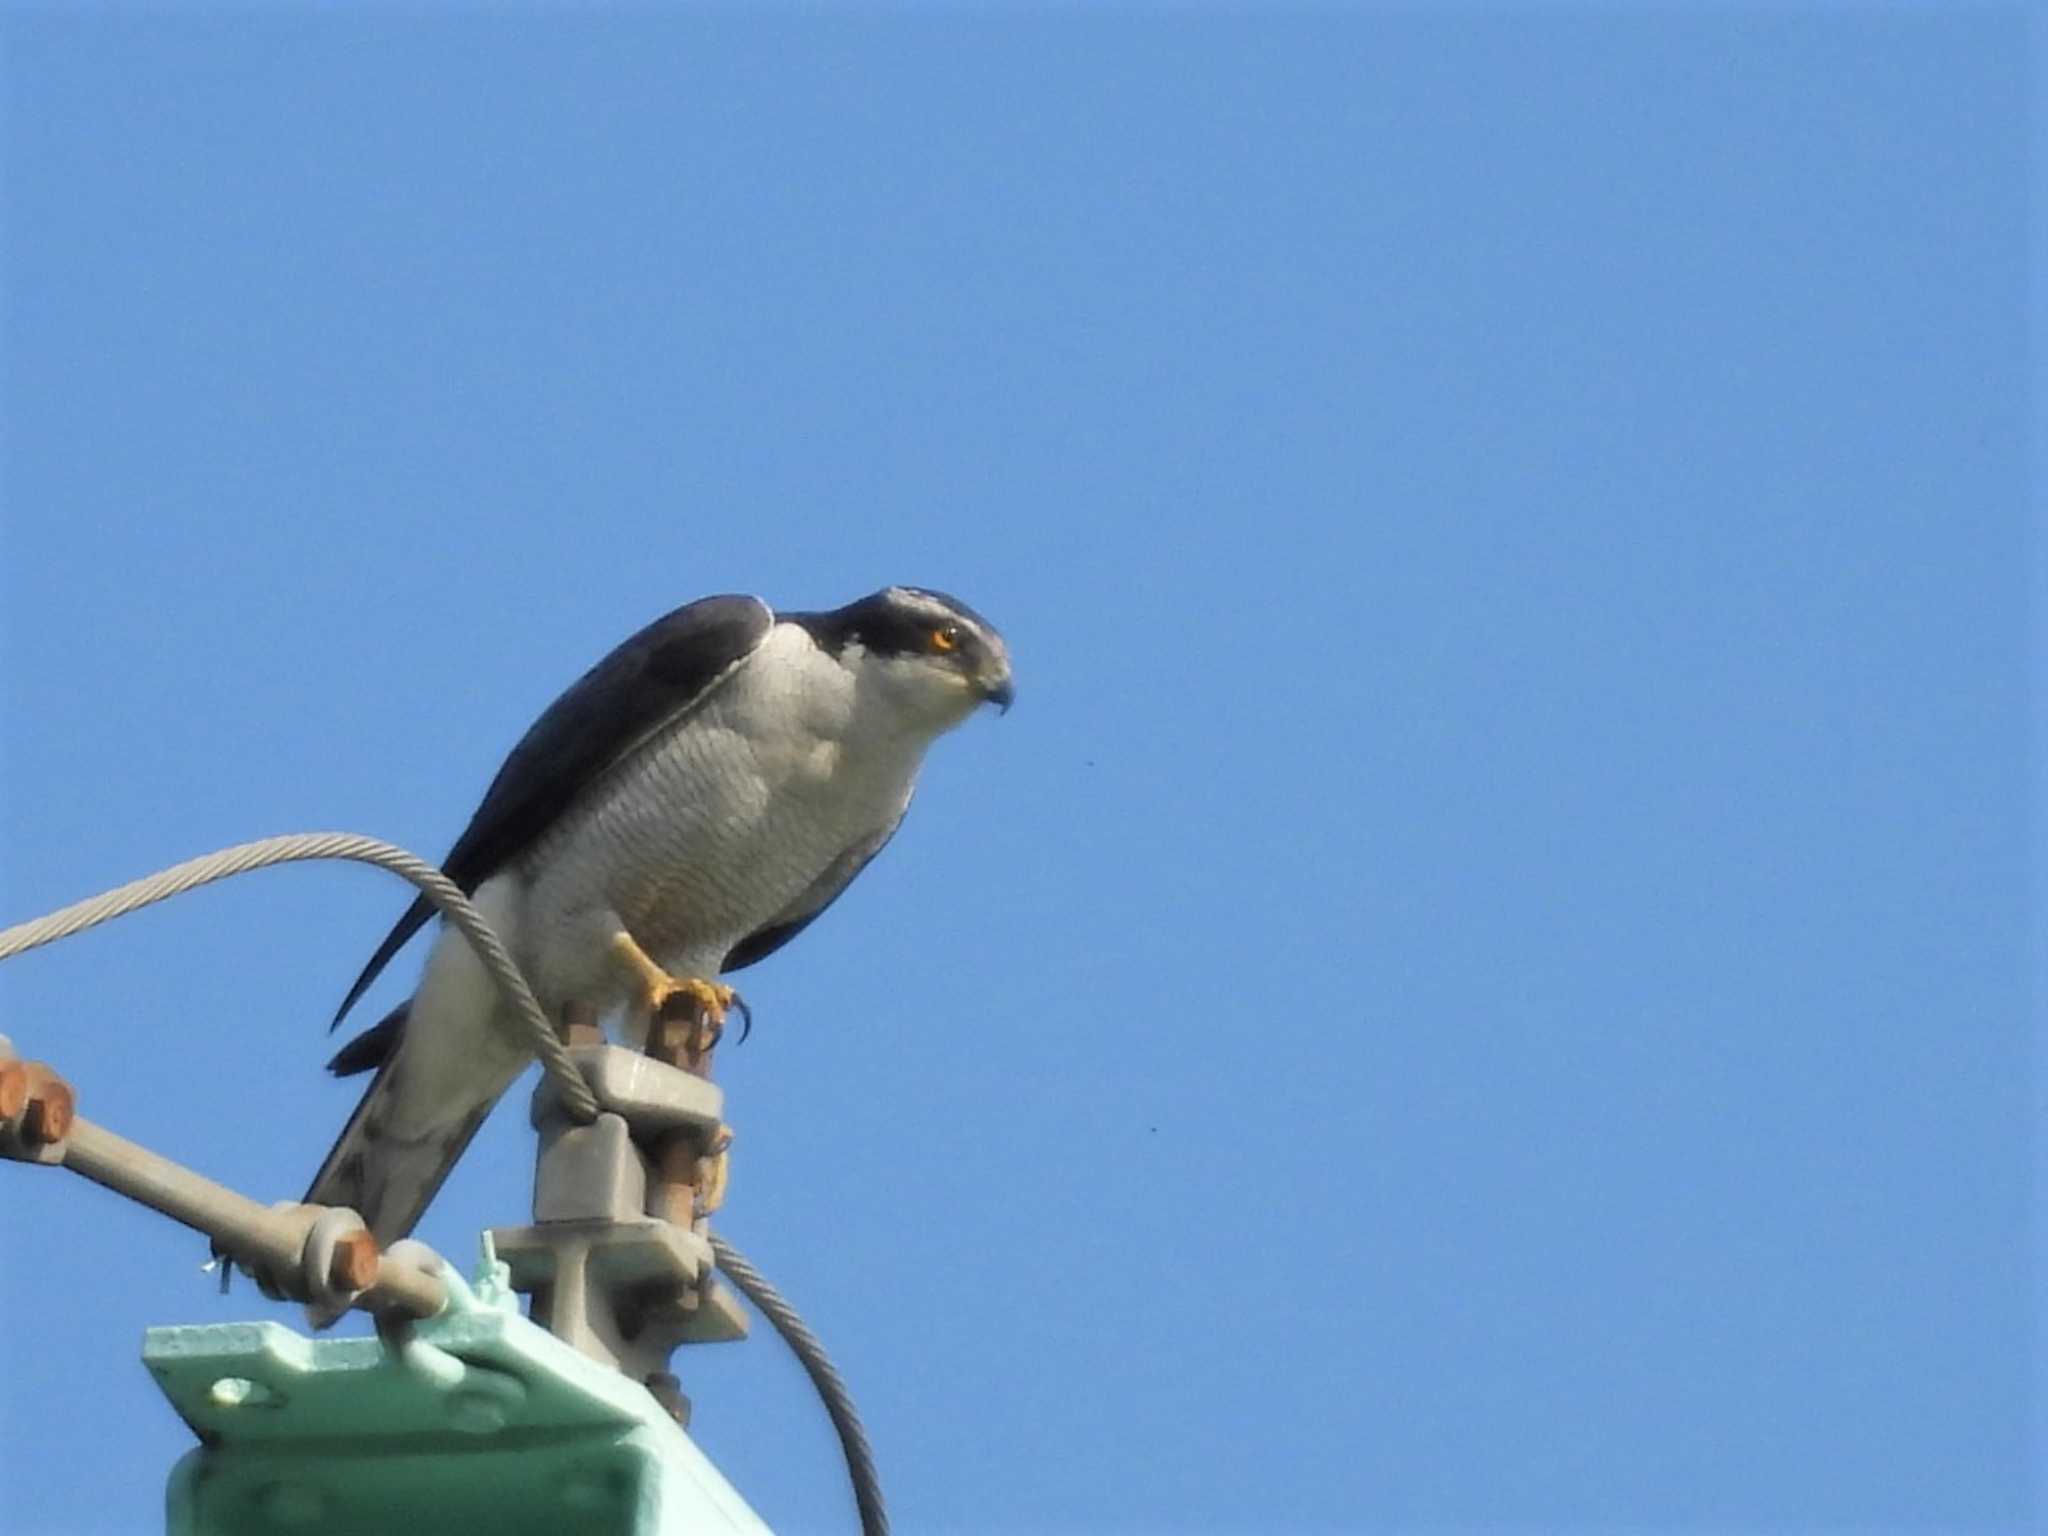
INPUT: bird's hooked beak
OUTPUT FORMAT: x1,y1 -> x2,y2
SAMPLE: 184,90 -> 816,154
978,666 -> 1016,715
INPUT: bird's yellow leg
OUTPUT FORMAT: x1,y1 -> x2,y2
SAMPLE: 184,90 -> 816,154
608,931 -> 736,1030
613,930 -> 739,1219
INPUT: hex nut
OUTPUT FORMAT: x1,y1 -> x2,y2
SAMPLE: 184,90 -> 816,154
328,1230 -> 379,1293
20,1078 -> 75,1146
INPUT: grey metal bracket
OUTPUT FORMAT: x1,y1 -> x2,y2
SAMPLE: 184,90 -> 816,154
532,1044 -> 724,1136
490,1043 -> 746,1420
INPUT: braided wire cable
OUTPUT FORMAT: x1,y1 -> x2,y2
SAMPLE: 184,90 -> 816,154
710,1231 -> 888,1536
0,831 -> 600,1123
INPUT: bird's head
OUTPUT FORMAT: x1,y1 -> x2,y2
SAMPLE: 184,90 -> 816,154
824,586 -> 1014,729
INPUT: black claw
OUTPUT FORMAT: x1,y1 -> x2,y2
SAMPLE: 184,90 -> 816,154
732,992 -> 754,1045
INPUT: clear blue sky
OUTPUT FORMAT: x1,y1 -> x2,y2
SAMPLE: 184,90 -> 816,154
1,9 -> 2035,1534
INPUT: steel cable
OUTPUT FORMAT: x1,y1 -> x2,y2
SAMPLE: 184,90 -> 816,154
711,1232 -> 889,1536
0,831 -> 600,1122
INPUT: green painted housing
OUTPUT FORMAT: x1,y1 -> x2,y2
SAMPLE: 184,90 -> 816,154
145,1240 -> 770,1536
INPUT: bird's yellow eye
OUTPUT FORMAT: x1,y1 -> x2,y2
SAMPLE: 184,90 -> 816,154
930,625 -> 962,653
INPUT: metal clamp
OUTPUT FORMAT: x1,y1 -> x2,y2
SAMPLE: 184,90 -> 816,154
490,1015 -> 747,1423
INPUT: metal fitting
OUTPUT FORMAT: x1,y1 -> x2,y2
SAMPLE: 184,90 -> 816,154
0,1056 -> 77,1162
328,1230 -> 381,1293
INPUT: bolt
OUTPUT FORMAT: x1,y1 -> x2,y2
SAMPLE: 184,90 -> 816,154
328,1230 -> 379,1293
20,1078 -> 75,1146
209,1375 -> 274,1408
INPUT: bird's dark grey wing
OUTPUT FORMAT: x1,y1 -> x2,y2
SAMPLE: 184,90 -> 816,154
331,594 -> 775,1028
722,797 -> 910,973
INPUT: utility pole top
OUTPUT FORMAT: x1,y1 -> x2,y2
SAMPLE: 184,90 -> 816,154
148,1237 -> 772,1536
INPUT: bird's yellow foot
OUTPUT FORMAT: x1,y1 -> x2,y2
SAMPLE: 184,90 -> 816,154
651,975 -> 737,1030
609,932 -> 751,1047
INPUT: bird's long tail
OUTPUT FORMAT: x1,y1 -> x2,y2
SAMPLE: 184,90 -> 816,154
305,1032 -> 497,1245
305,914 -> 532,1245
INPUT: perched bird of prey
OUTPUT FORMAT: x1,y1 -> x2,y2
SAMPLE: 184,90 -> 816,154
310,587 -> 1013,1244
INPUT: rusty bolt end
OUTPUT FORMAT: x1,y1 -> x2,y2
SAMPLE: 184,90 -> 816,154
329,1230 -> 380,1293
42,1079 -> 75,1140
21,1079 -> 76,1146
0,1061 -> 28,1122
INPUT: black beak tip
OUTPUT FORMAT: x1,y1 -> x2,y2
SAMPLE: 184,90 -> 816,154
986,680 -> 1016,714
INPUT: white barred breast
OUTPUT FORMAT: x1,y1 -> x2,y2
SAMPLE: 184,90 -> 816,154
508,623 -> 928,1021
